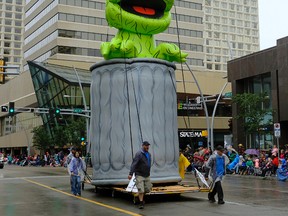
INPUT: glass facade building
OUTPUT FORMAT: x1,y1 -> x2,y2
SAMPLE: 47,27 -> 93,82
28,61 -> 90,136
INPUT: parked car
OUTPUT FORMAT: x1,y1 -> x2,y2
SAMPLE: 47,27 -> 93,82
0,153 -> 4,169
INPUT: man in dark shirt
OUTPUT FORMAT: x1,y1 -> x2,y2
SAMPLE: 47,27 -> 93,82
128,141 -> 152,209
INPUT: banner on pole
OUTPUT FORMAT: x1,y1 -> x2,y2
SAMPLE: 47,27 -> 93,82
195,168 -> 210,188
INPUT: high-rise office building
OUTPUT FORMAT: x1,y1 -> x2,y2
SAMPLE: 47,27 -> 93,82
203,0 -> 259,72
23,0 -> 205,70
0,0 -> 24,75
23,0 -> 205,72
23,0 -> 259,89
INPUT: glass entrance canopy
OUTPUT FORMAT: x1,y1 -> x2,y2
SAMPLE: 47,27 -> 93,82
28,61 -> 91,136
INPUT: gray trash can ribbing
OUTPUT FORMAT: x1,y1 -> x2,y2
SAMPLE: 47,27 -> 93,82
90,58 -> 181,186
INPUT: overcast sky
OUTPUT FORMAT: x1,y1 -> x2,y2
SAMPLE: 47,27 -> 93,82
258,0 -> 288,50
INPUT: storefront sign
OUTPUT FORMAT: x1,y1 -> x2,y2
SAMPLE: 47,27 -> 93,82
179,131 -> 203,138
178,102 -> 203,110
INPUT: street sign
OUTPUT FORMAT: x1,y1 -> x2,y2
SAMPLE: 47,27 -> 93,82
223,92 -> 232,98
73,108 -> 83,113
274,123 -> 281,138
1,106 -> 8,112
178,102 -> 203,110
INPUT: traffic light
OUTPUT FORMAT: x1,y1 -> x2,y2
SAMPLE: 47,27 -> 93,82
80,130 -> 85,141
0,58 -> 5,84
8,102 -> 15,116
49,107 -> 61,116
55,108 -> 61,116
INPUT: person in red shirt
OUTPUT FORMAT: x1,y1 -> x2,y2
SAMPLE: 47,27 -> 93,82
280,149 -> 285,159
272,156 -> 279,175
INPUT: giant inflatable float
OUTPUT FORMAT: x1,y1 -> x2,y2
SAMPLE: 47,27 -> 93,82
90,0 -> 188,186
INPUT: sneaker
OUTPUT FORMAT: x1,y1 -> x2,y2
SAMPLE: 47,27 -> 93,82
138,201 -> 144,209
218,200 -> 225,204
209,198 -> 216,203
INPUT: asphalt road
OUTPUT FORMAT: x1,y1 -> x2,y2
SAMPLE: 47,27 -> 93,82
0,166 -> 287,216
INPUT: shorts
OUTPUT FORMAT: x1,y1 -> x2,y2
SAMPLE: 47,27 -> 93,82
135,175 -> 152,193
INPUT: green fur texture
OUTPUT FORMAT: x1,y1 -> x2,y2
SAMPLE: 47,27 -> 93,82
101,0 -> 188,62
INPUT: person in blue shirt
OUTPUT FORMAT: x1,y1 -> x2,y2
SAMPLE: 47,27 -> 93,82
69,151 -> 85,196
128,141 -> 152,209
206,145 -> 229,204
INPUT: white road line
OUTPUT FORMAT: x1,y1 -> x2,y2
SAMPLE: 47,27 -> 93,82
188,196 -> 248,206
0,175 -> 69,181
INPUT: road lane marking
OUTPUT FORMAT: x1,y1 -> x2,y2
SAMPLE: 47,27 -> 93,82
188,196 -> 248,206
23,178 -> 141,216
0,175 -> 69,181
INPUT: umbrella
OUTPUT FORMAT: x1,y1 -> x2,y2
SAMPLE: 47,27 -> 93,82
245,149 -> 259,155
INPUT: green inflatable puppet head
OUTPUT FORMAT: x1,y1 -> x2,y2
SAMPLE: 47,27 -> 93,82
101,0 -> 188,62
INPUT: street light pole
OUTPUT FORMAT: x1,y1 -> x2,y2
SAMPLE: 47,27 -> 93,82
185,63 -> 211,149
73,67 -> 90,153
210,82 -> 228,152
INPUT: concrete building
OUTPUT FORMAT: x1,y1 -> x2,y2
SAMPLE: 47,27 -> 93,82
228,36 -> 288,150
0,0 -> 260,154
0,0 -> 24,83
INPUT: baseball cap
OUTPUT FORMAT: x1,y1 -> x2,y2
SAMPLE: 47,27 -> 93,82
216,145 -> 225,152
142,141 -> 150,146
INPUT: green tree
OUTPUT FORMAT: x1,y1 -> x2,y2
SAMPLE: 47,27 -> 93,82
66,117 -> 86,148
32,125 -> 53,151
32,117 -> 86,151
53,126 -> 71,148
232,92 -> 273,148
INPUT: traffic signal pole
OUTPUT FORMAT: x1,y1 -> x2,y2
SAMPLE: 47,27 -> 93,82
1,106 -> 91,118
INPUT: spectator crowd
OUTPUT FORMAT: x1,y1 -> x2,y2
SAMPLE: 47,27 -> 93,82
182,144 -> 288,179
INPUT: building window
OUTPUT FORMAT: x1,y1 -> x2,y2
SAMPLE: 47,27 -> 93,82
15,14 -> 22,19
5,27 -> 12,33
5,12 -> 12,18
207,64 -> 212,70
215,64 -> 221,70
15,28 -> 22,34
14,35 -> 21,41
15,21 -> 22,26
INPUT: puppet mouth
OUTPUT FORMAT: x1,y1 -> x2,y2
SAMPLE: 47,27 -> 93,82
119,0 -> 166,18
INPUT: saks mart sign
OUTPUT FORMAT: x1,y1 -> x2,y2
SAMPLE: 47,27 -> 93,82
179,131 -> 203,138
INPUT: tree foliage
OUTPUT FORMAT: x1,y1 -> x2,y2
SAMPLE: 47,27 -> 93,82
32,125 -> 53,151
232,92 -> 273,146
66,117 -> 86,147
32,117 -> 86,151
